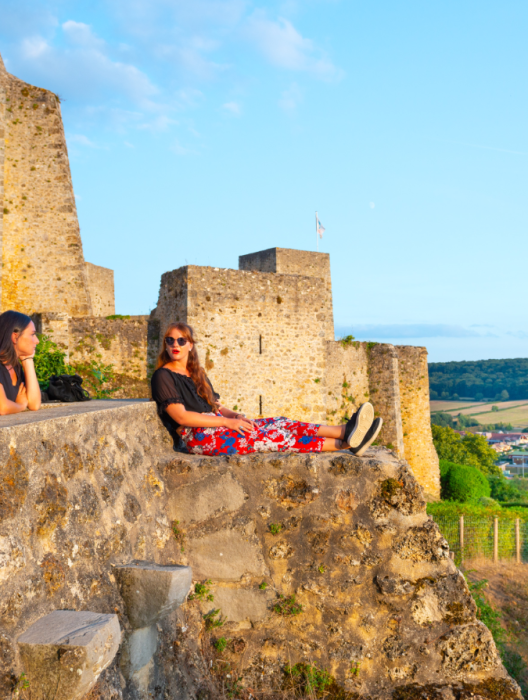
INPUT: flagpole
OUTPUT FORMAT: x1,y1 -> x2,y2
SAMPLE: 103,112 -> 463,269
315,211 -> 318,252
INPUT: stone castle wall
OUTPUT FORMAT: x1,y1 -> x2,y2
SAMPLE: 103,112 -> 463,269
0,53 -> 116,318
397,345 -> 441,500
0,70 -> 92,316
84,262 -> 115,316
155,260 -> 334,422
153,251 -> 440,498
33,312 -> 157,398
0,55 -> 6,303
0,402 -> 519,699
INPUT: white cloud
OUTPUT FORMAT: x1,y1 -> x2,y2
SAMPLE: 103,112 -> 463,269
20,36 -> 49,60
17,26 -> 158,108
279,82 -> 302,112
222,101 -> 241,116
62,20 -> 104,49
244,10 -> 342,80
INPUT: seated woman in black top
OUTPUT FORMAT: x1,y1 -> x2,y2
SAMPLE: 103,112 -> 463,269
151,322 -> 383,457
0,311 -> 41,415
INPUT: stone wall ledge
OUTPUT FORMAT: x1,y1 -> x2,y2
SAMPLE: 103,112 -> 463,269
0,398 -> 151,430
0,399 -> 520,699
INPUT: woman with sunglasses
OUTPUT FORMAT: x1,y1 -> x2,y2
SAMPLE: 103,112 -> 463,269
151,322 -> 383,457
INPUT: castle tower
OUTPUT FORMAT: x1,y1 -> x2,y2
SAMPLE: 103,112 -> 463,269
155,248 -> 334,422
154,247 -> 440,498
0,50 -> 115,318
0,52 -> 7,305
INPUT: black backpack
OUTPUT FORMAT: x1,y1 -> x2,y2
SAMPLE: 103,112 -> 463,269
47,374 -> 91,403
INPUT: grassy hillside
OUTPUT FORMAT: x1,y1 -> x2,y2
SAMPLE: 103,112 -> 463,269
429,357 -> 528,401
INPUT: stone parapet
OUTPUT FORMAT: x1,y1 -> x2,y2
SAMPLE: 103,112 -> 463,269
84,262 -> 115,316
396,345 -> 441,500
323,339 -> 370,423
0,401 -> 518,698
367,343 -> 405,457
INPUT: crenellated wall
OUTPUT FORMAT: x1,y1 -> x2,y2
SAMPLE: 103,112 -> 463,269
155,260 -> 334,423
152,249 -> 440,498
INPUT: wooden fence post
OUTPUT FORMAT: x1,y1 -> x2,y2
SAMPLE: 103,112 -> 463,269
516,518 -> 521,564
493,517 -> 499,564
459,516 -> 464,563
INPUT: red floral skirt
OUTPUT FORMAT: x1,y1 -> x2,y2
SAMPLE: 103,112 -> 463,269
180,415 -> 325,456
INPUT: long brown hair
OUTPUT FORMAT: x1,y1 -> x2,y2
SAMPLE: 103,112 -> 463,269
0,310 -> 32,368
156,322 -> 218,409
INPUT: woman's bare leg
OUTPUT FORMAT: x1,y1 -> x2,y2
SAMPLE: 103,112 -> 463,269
321,437 -> 346,452
317,424 -> 346,439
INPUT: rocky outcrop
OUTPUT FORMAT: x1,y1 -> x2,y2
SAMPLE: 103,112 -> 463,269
0,401 -> 520,699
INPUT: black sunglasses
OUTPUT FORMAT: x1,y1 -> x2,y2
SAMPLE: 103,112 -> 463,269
166,337 -> 188,347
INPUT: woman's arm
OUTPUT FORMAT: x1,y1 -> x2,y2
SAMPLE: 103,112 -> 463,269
0,383 -> 27,415
165,403 -> 254,435
218,404 -> 255,425
20,358 -> 41,411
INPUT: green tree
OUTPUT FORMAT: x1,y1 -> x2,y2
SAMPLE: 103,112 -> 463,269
431,424 -> 500,476
461,432 -> 500,475
431,412 -> 454,428
500,390 -> 510,401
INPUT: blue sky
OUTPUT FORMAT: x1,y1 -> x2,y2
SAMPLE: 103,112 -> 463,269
1,0 -> 527,363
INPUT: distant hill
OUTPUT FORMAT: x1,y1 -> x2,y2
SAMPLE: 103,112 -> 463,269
428,358 -> 528,401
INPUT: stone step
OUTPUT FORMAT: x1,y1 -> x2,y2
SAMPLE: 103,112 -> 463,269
17,610 -> 120,700
115,560 -> 192,629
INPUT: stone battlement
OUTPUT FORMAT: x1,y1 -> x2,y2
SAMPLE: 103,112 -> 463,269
0,402 -> 519,699
153,248 -> 440,499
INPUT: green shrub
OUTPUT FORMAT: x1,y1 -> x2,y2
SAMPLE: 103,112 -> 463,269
427,501 -> 528,521
489,476 -> 528,504
34,333 -> 74,390
440,461 -> 491,503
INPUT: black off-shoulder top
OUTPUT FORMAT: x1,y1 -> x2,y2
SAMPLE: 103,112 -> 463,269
151,367 -> 220,439
0,363 -> 24,402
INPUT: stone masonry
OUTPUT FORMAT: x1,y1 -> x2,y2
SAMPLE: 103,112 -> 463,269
0,51 -> 114,317
153,247 -> 441,499
0,402 -> 520,699
0,52 -> 439,497
84,263 -> 115,316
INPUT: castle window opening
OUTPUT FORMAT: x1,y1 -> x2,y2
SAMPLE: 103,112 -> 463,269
259,395 -> 263,415
259,335 -> 262,354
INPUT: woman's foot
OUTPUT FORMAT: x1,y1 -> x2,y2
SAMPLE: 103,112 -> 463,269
344,402 -> 374,448
350,417 -> 383,456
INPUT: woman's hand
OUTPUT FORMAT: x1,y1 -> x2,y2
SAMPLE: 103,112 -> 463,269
19,353 -> 35,362
224,417 -> 255,436
16,383 -> 28,409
